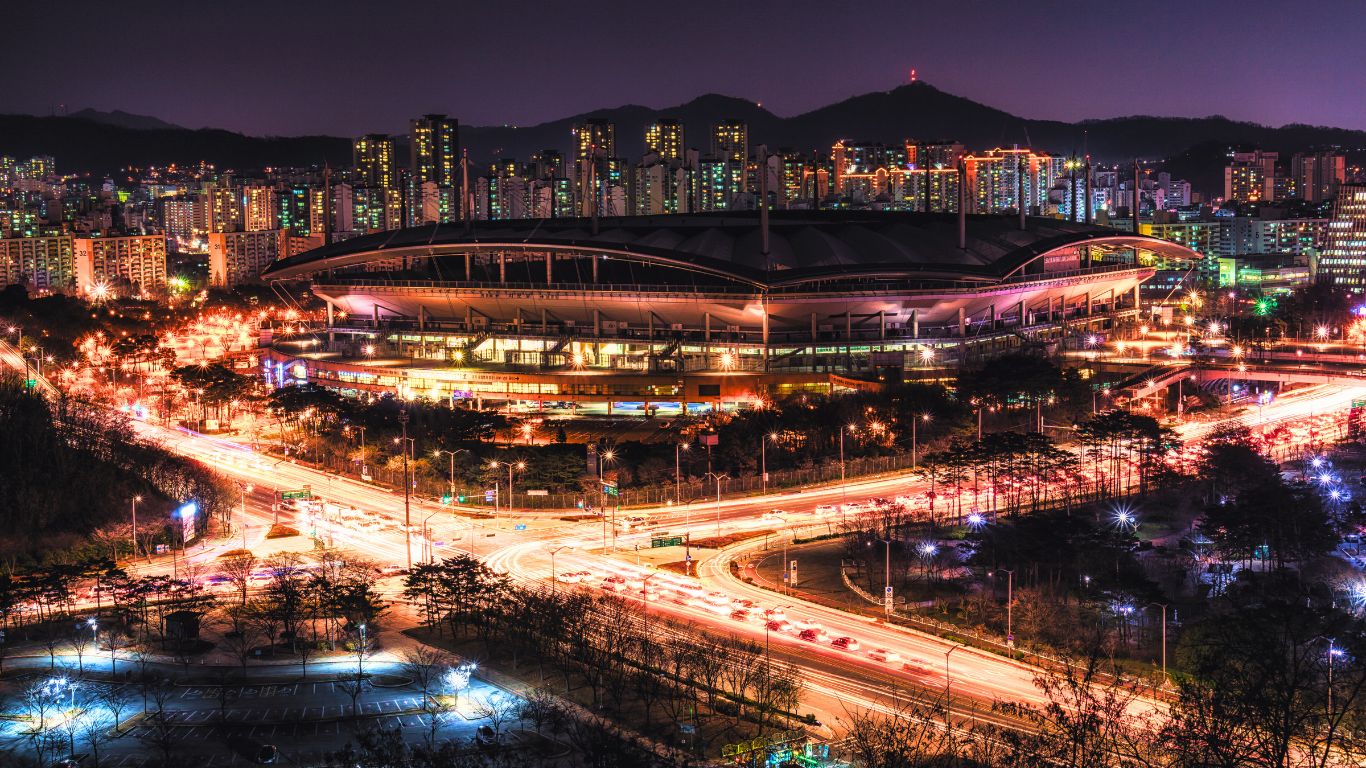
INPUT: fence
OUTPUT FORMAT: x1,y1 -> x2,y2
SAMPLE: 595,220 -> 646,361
285,450 -> 926,512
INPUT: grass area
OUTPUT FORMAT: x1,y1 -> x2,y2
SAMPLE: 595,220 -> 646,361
687,529 -> 777,549
265,524 -> 300,539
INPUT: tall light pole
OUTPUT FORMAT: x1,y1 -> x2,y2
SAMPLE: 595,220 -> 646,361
130,495 -> 142,560
236,482 -> 253,547
873,538 -> 893,615
674,442 -> 689,503
1146,601 -> 1168,682
839,423 -> 856,508
762,432 -> 778,494
433,449 -> 469,502
945,643 -> 967,727
597,448 -> 617,552
990,569 -> 1015,649
398,409 -> 412,570
708,472 -> 730,537
549,545 -> 574,597
912,413 -> 930,469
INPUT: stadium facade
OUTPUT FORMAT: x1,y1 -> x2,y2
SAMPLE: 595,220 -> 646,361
259,211 -> 1200,413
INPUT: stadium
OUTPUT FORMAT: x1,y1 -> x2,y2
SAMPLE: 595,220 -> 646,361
259,211 -> 1200,413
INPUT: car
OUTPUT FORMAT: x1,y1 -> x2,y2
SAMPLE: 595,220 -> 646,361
766,620 -> 793,633
790,617 -> 821,631
599,580 -> 626,592
831,636 -> 861,651
730,610 -> 752,621
475,725 -> 498,747
814,505 -> 836,517
763,607 -> 787,622
798,628 -> 831,643
866,647 -> 901,663
255,744 -> 279,764
761,511 -> 787,523
557,572 -> 583,583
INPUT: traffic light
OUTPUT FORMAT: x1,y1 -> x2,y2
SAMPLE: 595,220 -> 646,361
457,494 -> 466,503
441,494 -> 452,506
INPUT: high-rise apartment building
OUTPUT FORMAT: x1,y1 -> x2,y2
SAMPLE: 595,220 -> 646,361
207,187 -> 244,233
410,115 -> 459,187
644,120 -> 685,164
572,120 -> 616,216
354,134 -> 398,189
1291,151 -> 1347,204
711,120 -> 748,195
242,186 -> 279,231
963,148 -> 1063,215
1317,184 -> 1366,290
0,235 -> 75,291
208,229 -> 286,287
162,197 -> 208,243
73,234 -> 168,295
1223,150 -> 1278,202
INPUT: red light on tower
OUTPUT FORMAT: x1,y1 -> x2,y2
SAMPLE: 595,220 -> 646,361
909,68 -> 917,83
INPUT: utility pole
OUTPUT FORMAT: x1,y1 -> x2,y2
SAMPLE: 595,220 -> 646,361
400,408 -> 412,570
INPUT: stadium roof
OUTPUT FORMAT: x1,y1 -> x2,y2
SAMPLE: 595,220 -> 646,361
262,210 -> 1199,286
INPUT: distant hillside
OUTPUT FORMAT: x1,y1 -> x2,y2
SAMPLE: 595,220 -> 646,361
67,108 -> 183,132
0,115 -> 351,174
6,82 -> 1366,195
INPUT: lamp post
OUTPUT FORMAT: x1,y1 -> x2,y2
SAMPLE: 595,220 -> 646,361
839,423 -> 856,510
708,473 -> 730,538
398,408 -> 413,570
761,432 -> 778,494
912,413 -> 930,469
130,495 -> 143,560
433,449 -> 469,502
422,510 -> 440,563
873,538 -> 893,615
235,482 -> 253,546
358,623 -> 367,676
549,545 -> 574,597
990,569 -> 1015,649
597,449 -> 617,552
675,442 -> 689,503
945,643 -> 967,727
1146,602 -> 1168,682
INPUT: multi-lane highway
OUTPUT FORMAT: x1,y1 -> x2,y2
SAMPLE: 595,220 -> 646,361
4,340 -> 1357,735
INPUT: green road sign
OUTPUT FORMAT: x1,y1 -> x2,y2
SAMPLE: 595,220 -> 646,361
280,487 -> 313,500
651,536 -> 684,548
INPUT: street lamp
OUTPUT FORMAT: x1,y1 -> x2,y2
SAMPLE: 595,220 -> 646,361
1145,602 -> 1169,682
488,459 -> 526,513
761,432 -> 778,493
130,495 -> 143,560
839,423 -> 856,508
549,544 -> 575,597
358,623 -> 368,675
944,643 -> 967,727
912,413 -> 930,469
674,442 -> 689,503
708,472 -> 730,538
871,538 -> 893,616
989,569 -> 1016,649
433,448 -> 469,502
397,408 -> 414,570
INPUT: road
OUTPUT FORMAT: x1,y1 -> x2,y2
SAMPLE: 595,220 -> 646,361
3,344 -> 1356,739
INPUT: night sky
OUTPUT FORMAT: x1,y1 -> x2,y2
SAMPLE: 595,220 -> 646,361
11,0 -> 1366,137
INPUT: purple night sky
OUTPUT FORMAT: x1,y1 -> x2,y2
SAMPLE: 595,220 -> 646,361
11,0 -> 1366,136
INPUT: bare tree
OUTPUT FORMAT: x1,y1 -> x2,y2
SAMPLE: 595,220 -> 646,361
96,682 -> 130,734
473,691 -> 520,738
217,552 -> 256,606
399,645 -> 450,710
338,671 -> 368,720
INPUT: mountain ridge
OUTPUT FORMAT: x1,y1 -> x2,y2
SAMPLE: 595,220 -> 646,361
6,82 -> 1366,196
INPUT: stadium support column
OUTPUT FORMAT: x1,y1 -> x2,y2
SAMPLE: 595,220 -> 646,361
464,253 -> 471,281
879,310 -> 886,340
326,302 -> 335,345
911,310 -> 919,339
1133,285 -> 1141,311
418,306 -> 425,332
958,307 -> 966,337
499,253 -> 506,283
1016,300 -> 1025,327
1086,292 -> 1093,317
705,313 -> 712,343
845,310 -> 853,372
545,253 -> 553,284
373,305 -> 380,328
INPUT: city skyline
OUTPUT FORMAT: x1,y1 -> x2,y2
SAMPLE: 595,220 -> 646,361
11,0 -> 1366,136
